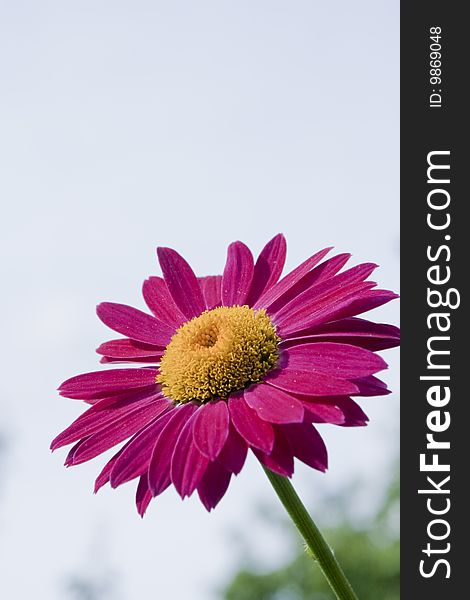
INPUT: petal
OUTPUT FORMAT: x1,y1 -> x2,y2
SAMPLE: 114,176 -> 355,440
99,356 -> 163,365
267,253 -> 351,314
253,428 -> 294,477
244,384 -> 304,424
97,302 -> 173,346
352,375 -> 391,396
148,403 -> 197,496
171,411 -> 210,498
282,342 -> 387,378
254,247 -> 332,309
281,422 -> 328,472
281,318 -> 400,352
197,461 -> 232,511
64,438 -> 88,466
59,368 -> 157,399
217,422 -> 248,475
58,368 -> 158,400
273,262 -> 378,327
157,247 -> 205,319
136,474 -> 153,517
289,317 -> 400,339
221,241 -> 255,306
94,443 -> 131,492
335,397 -> 369,426
288,290 -> 399,335
228,395 -> 274,453
266,367 -> 359,396
246,234 -> 287,305
51,391 -> 165,450
193,401 -> 230,460
82,386 -> 161,410
311,336 -> 400,352
301,401 -> 346,425
96,339 -> 164,359
110,409 -> 175,488
142,276 -> 186,328
67,399 -> 171,465
277,281 -> 376,336
327,289 -> 400,322
198,276 -> 222,310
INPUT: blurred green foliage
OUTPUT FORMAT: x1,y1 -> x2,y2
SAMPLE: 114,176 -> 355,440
223,472 -> 399,600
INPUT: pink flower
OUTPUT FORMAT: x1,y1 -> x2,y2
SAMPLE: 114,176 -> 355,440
52,235 -> 399,515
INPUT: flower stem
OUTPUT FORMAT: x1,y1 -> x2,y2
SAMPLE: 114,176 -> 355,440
263,467 -> 359,600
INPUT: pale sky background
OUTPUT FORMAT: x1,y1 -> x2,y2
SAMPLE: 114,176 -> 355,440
0,1 -> 399,599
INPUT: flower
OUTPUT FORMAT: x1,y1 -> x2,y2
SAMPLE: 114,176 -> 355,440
52,235 -> 399,515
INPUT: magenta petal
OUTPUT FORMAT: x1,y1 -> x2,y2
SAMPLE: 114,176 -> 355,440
81,386 -> 161,410
197,461 -> 232,511
288,317 -> 400,340
298,290 -> 399,333
266,367 -> 359,396
217,423 -> 248,475
148,403 -> 197,496
97,302 -> 173,346
193,401 -> 229,460
67,399 -> 171,465
306,336 -> 400,352
64,438 -> 89,466
352,375 -> 391,396
274,262 -> 377,326
267,253 -> 351,314
171,410 -> 210,498
228,395 -> 274,453
142,276 -> 186,328
100,356 -> 163,365
244,384 -> 304,424
332,397 -> 369,426
96,339 -> 164,359
281,318 -> 400,352
254,247 -> 332,309
281,422 -> 328,472
221,241 -> 254,306
329,289 -> 400,321
136,474 -> 153,517
58,368 -> 158,400
246,234 -> 287,306
51,391 -> 165,450
110,409 -> 174,488
94,445 -> 128,493
301,401 -> 346,425
157,247 -> 205,319
283,343 -> 387,378
277,281 -> 376,336
253,428 -> 294,477
199,276 -> 222,310
299,252 -> 351,285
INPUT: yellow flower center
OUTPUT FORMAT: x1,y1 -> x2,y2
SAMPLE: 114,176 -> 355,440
157,305 -> 280,403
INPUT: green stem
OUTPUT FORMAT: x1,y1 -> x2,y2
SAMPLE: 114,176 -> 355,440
263,467 -> 359,600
